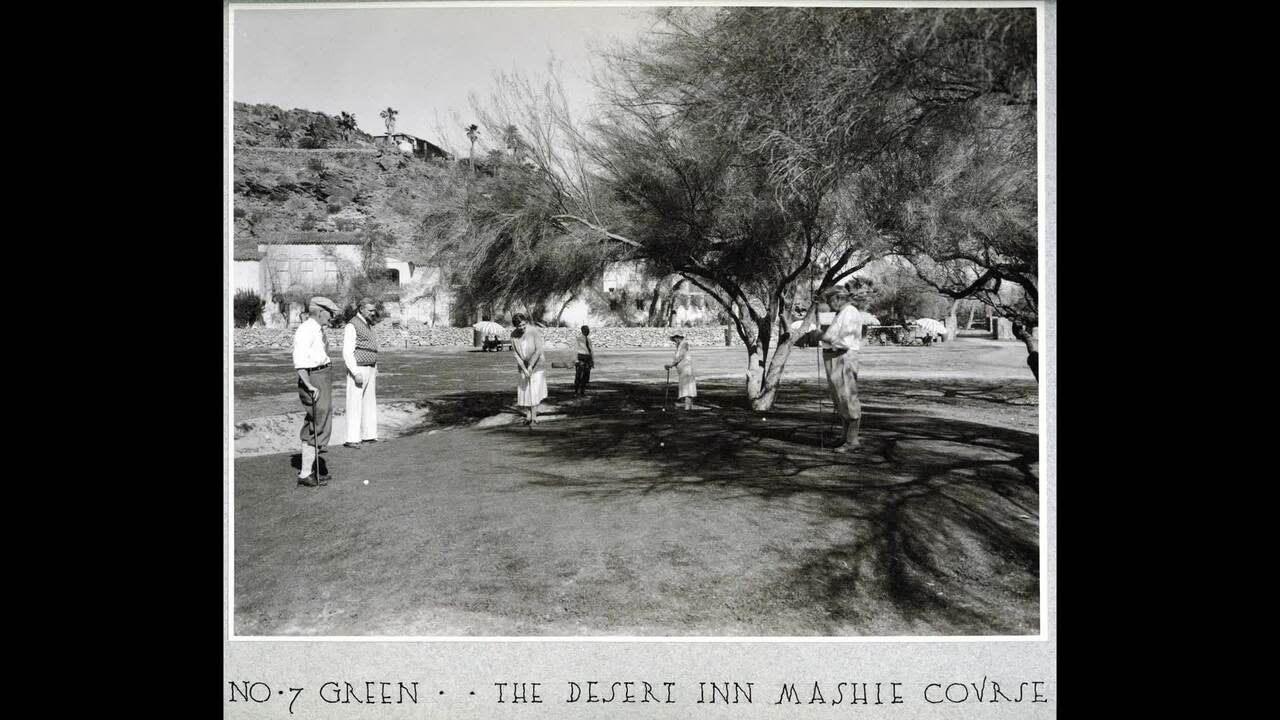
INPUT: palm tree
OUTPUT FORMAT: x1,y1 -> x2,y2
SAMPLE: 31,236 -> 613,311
380,107 -> 398,136
338,112 -> 357,142
465,124 -> 480,175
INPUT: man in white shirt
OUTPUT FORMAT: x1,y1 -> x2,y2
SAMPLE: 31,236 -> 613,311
342,298 -> 380,448
818,285 -> 866,452
292,296 -> 339,487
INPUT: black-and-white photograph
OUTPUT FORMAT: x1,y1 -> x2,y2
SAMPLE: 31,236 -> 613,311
228,0 -> 1046,638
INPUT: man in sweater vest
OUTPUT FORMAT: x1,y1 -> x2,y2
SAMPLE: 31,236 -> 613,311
342,298 -> 381,449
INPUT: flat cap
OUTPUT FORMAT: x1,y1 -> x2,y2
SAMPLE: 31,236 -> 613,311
308,296 -> 339,313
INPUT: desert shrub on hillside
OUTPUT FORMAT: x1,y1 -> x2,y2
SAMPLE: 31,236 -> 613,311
307,157 -> 326,173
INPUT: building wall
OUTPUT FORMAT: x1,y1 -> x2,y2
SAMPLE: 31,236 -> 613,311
233,260 -> 262,296
260,244 -> 364,326
383,258 -> 455,326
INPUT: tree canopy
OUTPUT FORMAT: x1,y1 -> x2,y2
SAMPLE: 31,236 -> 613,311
415,6 -> 1038,408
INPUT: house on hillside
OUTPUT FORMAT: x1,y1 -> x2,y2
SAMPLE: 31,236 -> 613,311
371,132 -> 451,161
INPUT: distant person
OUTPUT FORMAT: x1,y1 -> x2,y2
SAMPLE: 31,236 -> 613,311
573,325 -> 595,395
664,332 -> 696,411
342,298 -> 380,449
819,286 -> 865,452
1013,322 -> 1039,381
292,296 -> 340,486
511,313 -> 546,425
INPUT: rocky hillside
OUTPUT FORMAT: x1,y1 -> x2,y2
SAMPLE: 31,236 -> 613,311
234,101 -> 376,149
233,103 -> 457,253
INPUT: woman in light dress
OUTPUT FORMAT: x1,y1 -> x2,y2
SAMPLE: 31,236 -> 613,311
510,313 -> 546,425
819,286 -> 865,452
664,332 -> 696,411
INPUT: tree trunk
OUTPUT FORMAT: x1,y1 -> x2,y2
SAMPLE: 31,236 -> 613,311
740,313 -> 795,411
646,284 -> 663,326
965,302 -> 977,329
946,299 -> 959,342
664,279 -> 686,327
555,292 -> 576,326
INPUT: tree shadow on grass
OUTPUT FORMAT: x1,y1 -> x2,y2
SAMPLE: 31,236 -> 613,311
420,377 -> 1040,635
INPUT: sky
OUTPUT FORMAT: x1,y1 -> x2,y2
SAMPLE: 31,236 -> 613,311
231,3 -> 662,154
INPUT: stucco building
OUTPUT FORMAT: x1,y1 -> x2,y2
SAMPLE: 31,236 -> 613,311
233,230 -> 458,327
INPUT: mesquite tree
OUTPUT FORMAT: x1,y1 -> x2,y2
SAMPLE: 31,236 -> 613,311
419,6 -> 1036,409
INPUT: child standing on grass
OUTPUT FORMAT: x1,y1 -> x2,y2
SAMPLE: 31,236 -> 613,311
573,325 -> 595,395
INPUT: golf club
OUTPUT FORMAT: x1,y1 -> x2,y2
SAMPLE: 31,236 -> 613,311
312,386 -> 323,484
817,346 -> 824,450
663,367 -> 670,412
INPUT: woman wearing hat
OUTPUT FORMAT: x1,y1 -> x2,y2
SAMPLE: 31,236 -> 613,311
511,313 -> 547,425
664,332 -> 696,411
819,285 -> 865,452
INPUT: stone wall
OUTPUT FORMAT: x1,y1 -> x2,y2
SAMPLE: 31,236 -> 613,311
233,325 -> 735,350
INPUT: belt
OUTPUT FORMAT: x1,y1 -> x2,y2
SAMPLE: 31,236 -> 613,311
304,362 -> 331,372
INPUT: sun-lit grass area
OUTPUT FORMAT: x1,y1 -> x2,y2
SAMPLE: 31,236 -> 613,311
231,337 -> 1039,636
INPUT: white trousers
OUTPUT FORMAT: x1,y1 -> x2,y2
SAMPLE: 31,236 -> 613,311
345,364 -> 378,442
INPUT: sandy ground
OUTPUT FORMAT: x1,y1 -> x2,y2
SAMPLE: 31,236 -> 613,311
231,338 -> 1039,637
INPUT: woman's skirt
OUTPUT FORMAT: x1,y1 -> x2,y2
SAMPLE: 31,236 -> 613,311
517,369 -> 547,407
677,364 -> 697,398
822,349 -> 860,420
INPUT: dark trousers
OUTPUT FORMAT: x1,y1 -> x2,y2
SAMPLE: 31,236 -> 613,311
299,366 -> 333,447
574,354 -> 593,394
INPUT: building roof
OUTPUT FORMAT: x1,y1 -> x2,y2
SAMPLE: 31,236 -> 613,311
234,235 -> 264,261
372,133 -> 452,158
254,231 -> 366,246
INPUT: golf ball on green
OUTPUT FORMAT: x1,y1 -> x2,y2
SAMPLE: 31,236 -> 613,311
363,480 -> 369,485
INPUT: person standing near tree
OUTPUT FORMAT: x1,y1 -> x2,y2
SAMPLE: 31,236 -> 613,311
342,297 -> 380,449
819,286 -> 865,452
573,325 -> 595,395
1013,322 -> 1039,381
664,332 -> 696,411
292,296 -> 339,486
511,313 -> 546,425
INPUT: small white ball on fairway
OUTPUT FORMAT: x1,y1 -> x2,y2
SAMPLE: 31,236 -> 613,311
660,442 -> 665,446
363,480 -> 369,485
